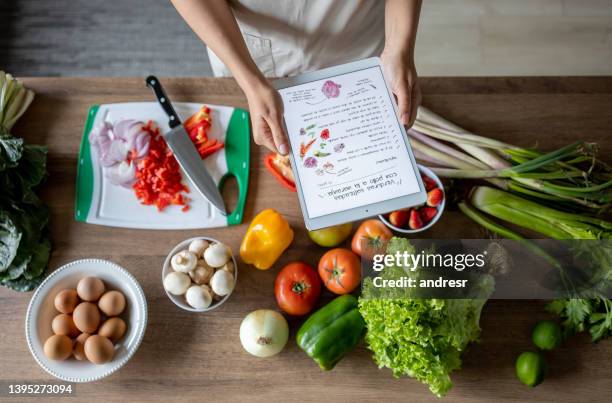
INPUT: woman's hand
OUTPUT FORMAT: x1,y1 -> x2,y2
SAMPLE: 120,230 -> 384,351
381,49 -> 421,128
244,80 -> 289,155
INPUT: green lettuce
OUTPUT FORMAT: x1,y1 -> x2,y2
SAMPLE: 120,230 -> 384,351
0,137 -> 51,291
358,237 -> 493,397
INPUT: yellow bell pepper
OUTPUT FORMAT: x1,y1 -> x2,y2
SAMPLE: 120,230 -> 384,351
240,209 -> 294,270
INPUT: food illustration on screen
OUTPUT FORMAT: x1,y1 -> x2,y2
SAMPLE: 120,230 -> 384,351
279,66 -> 420,219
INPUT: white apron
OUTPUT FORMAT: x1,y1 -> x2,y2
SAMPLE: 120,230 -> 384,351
207,0 -> 385,77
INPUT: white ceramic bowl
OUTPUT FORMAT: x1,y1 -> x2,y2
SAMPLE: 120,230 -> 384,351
162,237 -> 238,312
25,259 -> 147,383
379,165 -> 446,234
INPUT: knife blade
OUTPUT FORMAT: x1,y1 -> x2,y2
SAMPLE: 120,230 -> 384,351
146,75 -> 226,215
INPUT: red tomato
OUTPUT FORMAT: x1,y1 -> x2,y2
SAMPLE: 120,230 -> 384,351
351,219 -> 392,259
274,262 -> 321,316
318,248 -> 361,295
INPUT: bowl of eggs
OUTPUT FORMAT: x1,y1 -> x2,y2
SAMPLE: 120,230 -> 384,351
162,237 -> 237,312
25,259 -> 147,382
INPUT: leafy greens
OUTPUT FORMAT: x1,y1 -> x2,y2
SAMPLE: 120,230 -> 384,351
0,71 -> 51,291
358,237 -> 493,397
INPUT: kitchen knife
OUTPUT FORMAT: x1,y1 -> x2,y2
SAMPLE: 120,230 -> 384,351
146,75 -> 227,215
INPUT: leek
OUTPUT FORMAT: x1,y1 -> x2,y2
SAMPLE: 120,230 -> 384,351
413,106 -> 612,214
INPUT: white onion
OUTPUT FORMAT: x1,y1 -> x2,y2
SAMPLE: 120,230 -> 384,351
105,160 -> 136,187
89,119 -> 151,170
239,310 -> 288,358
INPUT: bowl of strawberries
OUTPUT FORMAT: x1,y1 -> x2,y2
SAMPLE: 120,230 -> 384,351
379,165 -> 445,234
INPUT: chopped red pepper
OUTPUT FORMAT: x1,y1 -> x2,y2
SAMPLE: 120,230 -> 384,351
131,106 -> 224,213
264,153 -> 296,192
132,122 -> 190,211
184,105 -> 224,158
200,142 -> 224,159
184,105 -> 211,132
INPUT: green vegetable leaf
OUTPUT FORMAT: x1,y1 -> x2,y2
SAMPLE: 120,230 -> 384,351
358,237 -> 493,397
0,135 -> 24,172
565,298 -> 592,327
15,145 -> 48,189
547,297 -> 612,342
1,272 -> 45,292
23,235 -> 51,280
0,210 -> 21,272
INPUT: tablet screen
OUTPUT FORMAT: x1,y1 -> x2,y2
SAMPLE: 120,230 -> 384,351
278,65 -> 421,219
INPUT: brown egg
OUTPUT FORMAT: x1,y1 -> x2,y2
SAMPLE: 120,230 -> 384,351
98,317 -> 127,342
73,333 -> 90,361
76,277 -> 105,302
84,335 -> 115,364
43,334 -> 72,361
54,289 -> 79,314
51,313 -> 80,337
72,302 -> 101,333
98,290 -> 126,316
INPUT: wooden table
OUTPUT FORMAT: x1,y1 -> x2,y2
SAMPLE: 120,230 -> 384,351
1,77 -> 611,403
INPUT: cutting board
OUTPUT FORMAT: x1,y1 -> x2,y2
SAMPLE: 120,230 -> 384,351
75,102 -> 250,229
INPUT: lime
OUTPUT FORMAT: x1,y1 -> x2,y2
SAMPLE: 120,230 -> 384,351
516,351 -> 547,387
532,320 -> 562,350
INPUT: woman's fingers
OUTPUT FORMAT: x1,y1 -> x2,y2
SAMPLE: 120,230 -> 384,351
254,116 -> 278,152
244,81 -> 289,155
266,111 -> 289,155
394,78 -> 411,127
408,82 -> 421,128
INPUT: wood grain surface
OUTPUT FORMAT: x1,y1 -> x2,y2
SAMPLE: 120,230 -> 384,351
1,77 -> 611,403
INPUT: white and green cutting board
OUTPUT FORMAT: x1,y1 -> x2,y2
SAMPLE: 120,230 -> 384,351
75,102 -> 250,229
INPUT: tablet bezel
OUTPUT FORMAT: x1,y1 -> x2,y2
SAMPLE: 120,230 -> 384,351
274,57 -> 426,230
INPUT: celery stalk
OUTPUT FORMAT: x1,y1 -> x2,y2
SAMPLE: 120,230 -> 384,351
470,187 -> 611,238
458,202 -> 566,272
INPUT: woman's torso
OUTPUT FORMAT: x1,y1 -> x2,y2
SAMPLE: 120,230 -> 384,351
207,0 -> 385,77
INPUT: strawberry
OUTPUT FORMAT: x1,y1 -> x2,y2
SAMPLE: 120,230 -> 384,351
409,209 -> 423,230
427,188 -> 444,207
421,174 -> 437,191
420,206 -> 438,223
389,209 -> 410,228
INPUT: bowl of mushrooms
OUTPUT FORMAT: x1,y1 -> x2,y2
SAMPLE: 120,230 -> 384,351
162,237 -> 237,312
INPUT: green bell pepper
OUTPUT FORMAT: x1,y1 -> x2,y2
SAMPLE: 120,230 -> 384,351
296,294 -> 365,370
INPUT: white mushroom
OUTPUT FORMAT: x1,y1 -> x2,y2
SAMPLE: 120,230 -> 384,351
203,243 -> 231,268
189,265 -> 214,285
201,284 -> 212,295
188,238 -> 210,258
210,270 -> 234,297
220,261 -> 235,274
163,272 -> 191,295
185,285 -> 212,309
171,250 -> 197,273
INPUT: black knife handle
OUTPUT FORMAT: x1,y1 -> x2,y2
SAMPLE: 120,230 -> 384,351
146,75 -> 181,128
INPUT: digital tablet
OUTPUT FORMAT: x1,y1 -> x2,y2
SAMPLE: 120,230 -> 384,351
274,57 -> 426,230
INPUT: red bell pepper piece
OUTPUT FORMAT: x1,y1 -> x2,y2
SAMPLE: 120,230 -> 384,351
200,142 -> 224,159
264,153 -> 296,192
